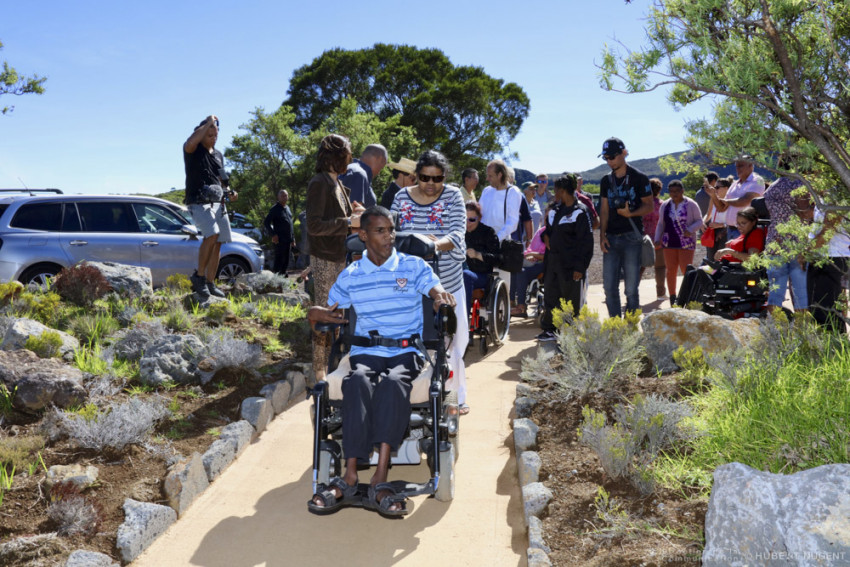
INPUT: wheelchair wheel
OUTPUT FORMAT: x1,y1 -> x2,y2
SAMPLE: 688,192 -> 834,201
487,278 -> 510,344
434,442 -> 456,502
317,441 -> 341,486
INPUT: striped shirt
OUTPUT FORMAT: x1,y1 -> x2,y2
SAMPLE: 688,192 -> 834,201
328,249 -> 441,357
391,186 -> 466,294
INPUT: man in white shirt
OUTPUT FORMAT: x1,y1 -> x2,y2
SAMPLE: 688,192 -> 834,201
706,155 -> 764,239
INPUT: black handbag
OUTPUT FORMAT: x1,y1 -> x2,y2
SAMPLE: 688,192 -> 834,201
497,187 -> 524,273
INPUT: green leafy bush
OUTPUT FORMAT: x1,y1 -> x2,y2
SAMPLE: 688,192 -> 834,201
205,301 -> 233,325
0,281 -> 24,306
25,330 -> 63,358
69,313 -> 120,346
51,263 -> 112,307
166,273 -> 192,293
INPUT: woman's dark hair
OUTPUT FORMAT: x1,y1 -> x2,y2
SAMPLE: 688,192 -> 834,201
465,200 -> 482,218
717,176 -> 734,189
649,177 -> 663,197
737,206 -> 759,224
553,173 -> 577,194
315,134 -> 352,174
415,150 -> 450,176
705,171 -> 719,183
668,179 -> 684,190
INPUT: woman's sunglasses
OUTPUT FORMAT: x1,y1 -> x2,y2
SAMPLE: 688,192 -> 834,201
418,174 -> 445,183
467,217 -> 478,222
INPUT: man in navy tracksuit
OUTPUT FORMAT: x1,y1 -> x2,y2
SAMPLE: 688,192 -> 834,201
536,173 -> 594,341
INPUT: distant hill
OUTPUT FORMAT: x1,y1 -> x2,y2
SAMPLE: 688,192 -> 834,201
515,151 -> 775,192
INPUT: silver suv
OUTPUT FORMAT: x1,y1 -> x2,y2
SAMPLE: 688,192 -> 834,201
0,190 -> 264,287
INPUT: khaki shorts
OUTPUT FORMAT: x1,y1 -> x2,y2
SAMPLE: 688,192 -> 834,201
189,203 -> 232,243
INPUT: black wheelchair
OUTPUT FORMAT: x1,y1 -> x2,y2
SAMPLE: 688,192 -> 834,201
675,258 -> 771,319
468,272 -> 510,356
309,232 -> 461,509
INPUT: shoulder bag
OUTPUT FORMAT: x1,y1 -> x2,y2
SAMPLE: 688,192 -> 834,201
497,187 -> 524,273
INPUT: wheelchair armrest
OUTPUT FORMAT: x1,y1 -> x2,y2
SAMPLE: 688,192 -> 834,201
314,322 -> 344,333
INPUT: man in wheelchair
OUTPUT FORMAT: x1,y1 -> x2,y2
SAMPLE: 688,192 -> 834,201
306,206 -> 456,517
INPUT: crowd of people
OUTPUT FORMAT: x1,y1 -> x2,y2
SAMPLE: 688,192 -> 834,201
184,120 -> 849,516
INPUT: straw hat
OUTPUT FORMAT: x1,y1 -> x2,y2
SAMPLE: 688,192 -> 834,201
387,157 -> 416,175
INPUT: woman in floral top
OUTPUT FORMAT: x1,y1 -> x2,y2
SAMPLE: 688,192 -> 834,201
653,179 -> 704,304
390,150 -> 469,413
764,176 -> 808,311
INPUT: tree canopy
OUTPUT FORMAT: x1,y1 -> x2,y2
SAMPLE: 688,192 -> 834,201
224,98 -> 420,229
0,40 -> 46,115
283,44 -> 530,169
600,0 -> 850,209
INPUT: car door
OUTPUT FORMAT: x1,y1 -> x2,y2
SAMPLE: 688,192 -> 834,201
59,201 -> 144,268
131,202 -> 200,286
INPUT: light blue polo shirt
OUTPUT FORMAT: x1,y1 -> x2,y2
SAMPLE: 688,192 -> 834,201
328,248 -> 441,357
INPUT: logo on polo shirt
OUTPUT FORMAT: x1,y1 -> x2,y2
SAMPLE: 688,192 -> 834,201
395,278 -> 408,292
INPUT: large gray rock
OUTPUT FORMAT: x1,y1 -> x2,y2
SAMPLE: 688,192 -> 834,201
219,420 -> 255,456
240,397 -> 273,435
522,482 -> 553,522
86,261 -> 153,297
202,438 -> 236,482
513,418 -> 539,452
703,462 -> 850,567
138,334 -> 206,386
0,349 -> 87,410
518,451 -> 542,486
65,549 -> 119,567
641,309 -> 761,373
46,464 -> 99,489
527,515 -> 551,553
116,498 -> 176,563
527,548 -> 553,567
260,380 -> 292,415
285,369 -> 307,399
1,317 -> 79,358
162,452 -> 210,517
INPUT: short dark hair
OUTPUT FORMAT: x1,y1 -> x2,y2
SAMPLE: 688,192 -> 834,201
360,206 -> 393,231
461,168 -> 479,182
553,173 -> 577,194
316,134 -> 352,174
668,179 -> 684,190
415,150 -> 450,176
717,176 -> 734,189
705,171 -> 719,183
465,200 -> 482,218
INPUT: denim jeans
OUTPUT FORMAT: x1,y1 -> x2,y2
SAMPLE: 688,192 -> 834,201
767,259 -> 808,309
515,262 -> 545,305
463,269 -> 490,311
602,231 -> 642,317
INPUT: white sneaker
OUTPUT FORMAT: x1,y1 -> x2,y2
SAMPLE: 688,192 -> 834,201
656,295 -> 668,301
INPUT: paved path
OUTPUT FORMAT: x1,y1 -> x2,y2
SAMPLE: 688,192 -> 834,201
134,320 -> 539,566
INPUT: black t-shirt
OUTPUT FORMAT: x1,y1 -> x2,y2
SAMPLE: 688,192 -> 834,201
599,165 -> 651,235
184,145 -> 224,205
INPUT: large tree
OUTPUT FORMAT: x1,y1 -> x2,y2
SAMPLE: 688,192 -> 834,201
1,40 -> 46,115
599,0 -> 850,210
224,99 -> 420,228
284,44 -> 530,167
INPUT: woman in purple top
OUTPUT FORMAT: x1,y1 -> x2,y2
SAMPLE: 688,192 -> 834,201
764,176 -> 808,311
641,178 -> 667,300
653,179 -> 704,304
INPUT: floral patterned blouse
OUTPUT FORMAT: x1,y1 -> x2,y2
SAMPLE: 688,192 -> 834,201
764,177 -> 804,247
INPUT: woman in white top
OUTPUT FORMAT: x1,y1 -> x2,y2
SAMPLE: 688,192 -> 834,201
702,177 -> 731,262
478,159 -> 523,300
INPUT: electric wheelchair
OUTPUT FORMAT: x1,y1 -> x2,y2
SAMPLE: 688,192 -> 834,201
675,258 -> 772,319
467,272 -> 510,356
309,232 -> 461,511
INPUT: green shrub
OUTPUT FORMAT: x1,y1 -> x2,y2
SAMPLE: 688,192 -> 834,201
164,308 -> 191,332
205,301 -> 233,325
0,435 -> 45,471
166,273 -> 192,293
0,281 -> 24,305
12,291 -> 61,326
25,330 -> 63,358
69,313 -> 120,346
520,304 -> 644,398
672,345 -> 710,392
51,263 -> 112,307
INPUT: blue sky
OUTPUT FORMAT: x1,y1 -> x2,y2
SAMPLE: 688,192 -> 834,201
0,0 -> 715,195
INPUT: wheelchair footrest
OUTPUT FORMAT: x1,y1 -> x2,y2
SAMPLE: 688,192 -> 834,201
339,480 -> 434,509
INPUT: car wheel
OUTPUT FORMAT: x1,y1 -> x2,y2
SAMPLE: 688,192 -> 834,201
19,263 -> 62,289
216,256 -> 250,282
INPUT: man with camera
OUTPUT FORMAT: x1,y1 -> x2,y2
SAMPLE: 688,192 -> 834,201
598,137 -> 653,317
183,115 -> 238,301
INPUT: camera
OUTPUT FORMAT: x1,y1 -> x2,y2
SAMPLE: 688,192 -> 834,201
611,197 -> 627,210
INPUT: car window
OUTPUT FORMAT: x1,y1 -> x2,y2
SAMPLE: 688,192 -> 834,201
0,204 -> 8,221
232,217 -> 253,229
77,202 -> 137,232
132,203 -> 188,234
10,203 -> 62,231
62,203 -> 82,232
